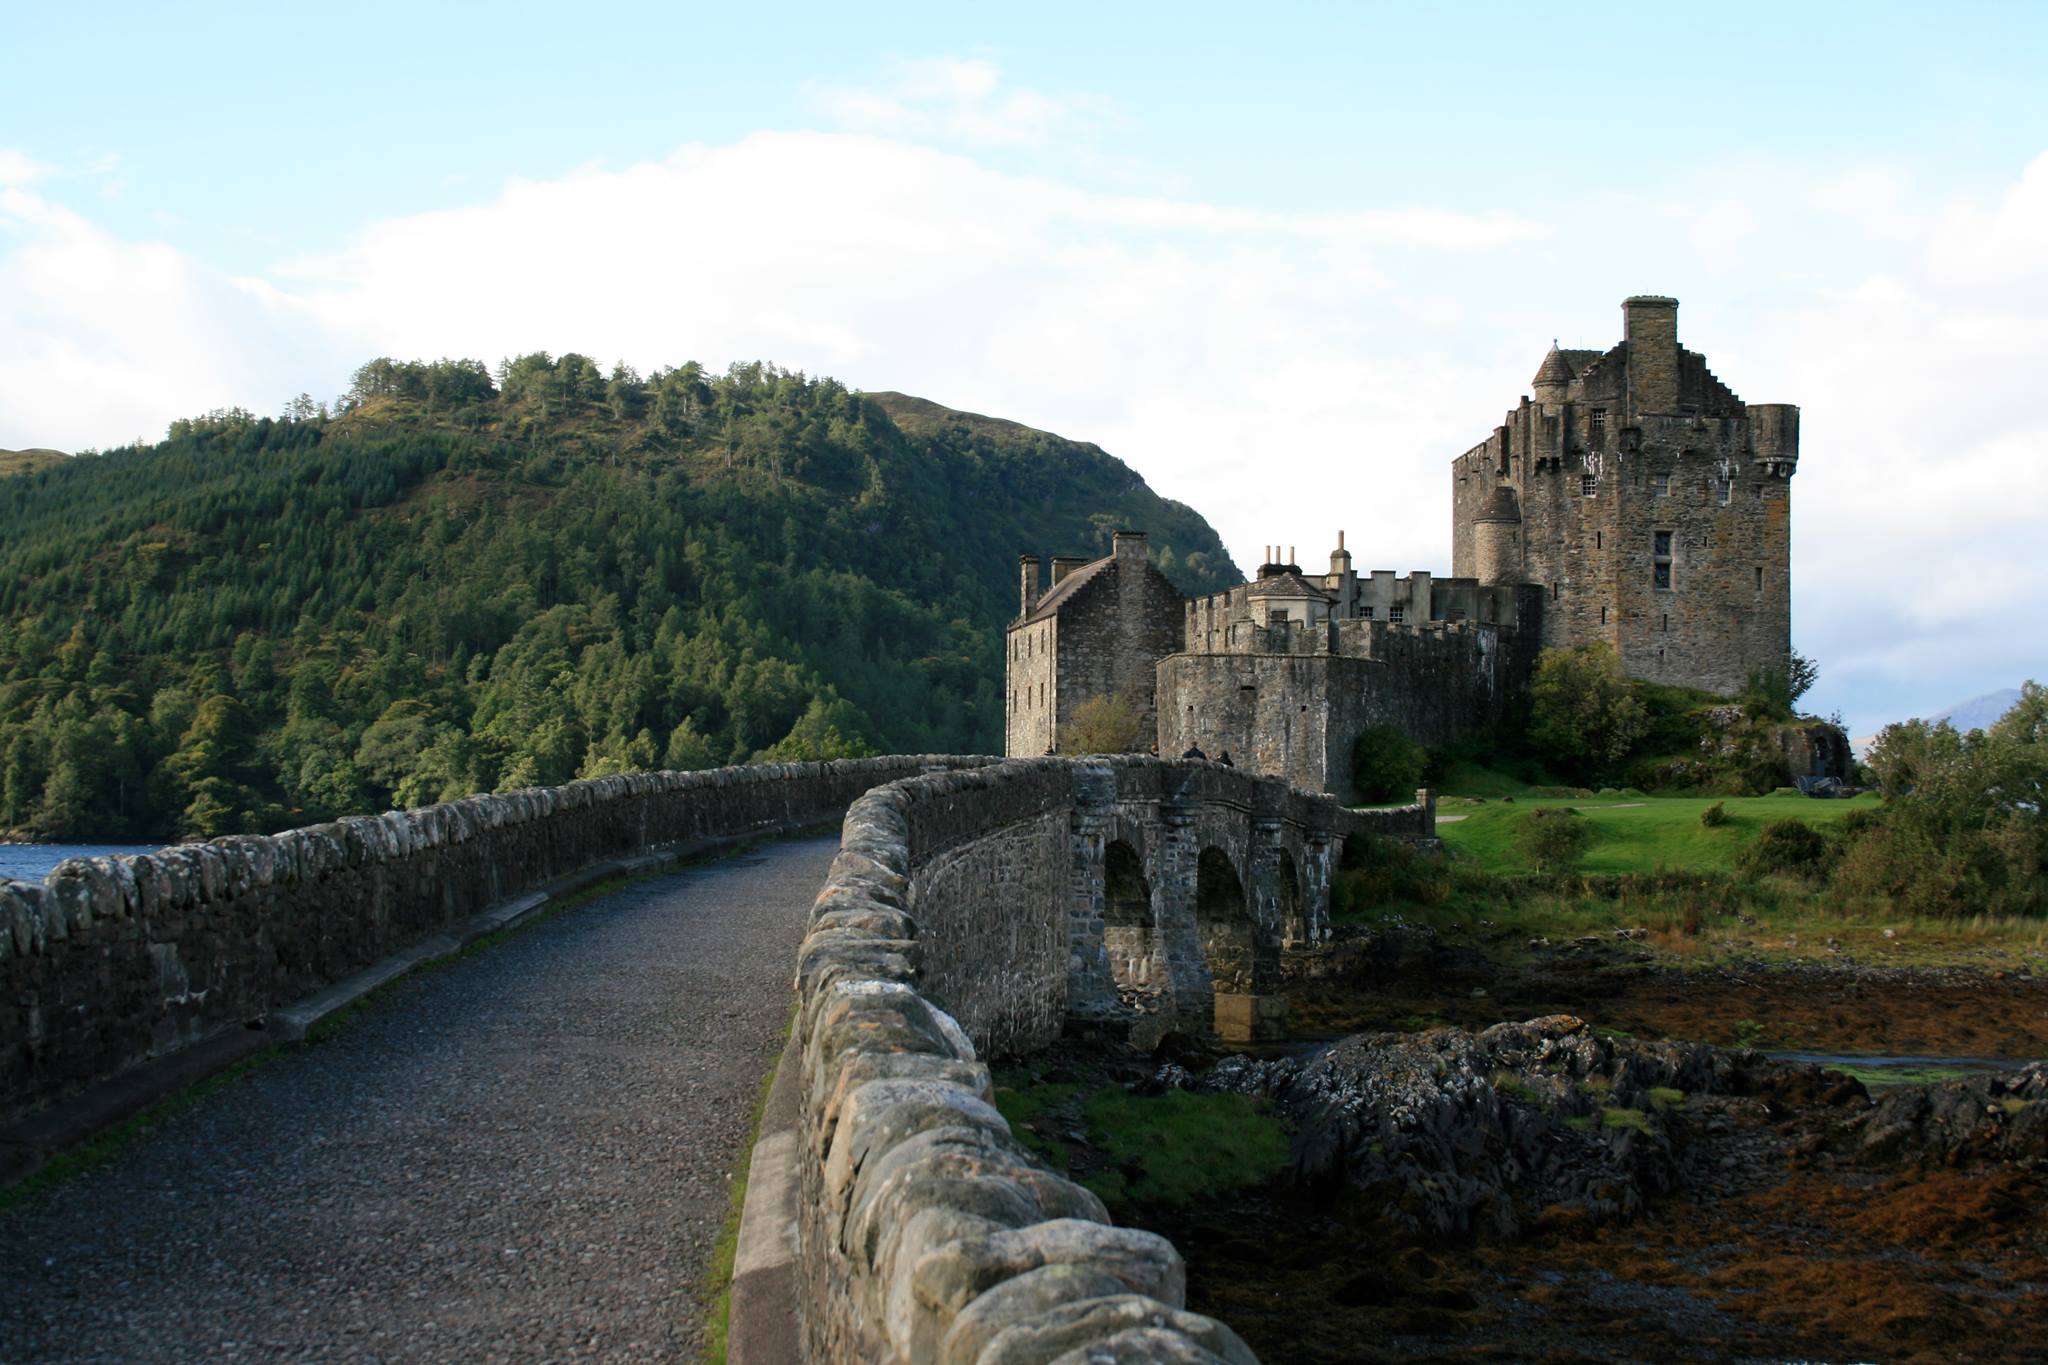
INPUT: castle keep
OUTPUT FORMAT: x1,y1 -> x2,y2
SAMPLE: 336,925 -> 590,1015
1009,296 -> 1801,794
1451,295 -> 1797,694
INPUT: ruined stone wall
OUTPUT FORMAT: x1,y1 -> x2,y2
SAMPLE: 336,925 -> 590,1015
0,756 -> 994,1130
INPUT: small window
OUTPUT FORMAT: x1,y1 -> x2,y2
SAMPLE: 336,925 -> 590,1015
1596,531 -> 1604,550
1583,474 -> 1598,497
1360,605 -> 1374,619
1653,530 -> 1674,590
1661,613 -> 1669,632
1389,606 -> 1405,624
1755,566 -> 1764,591
1600,606 -> 1608,625
1653,474 -> 1670,497
1589,408 -> 1607,441
1551,582 -> 1559,600
1718,480 -> 1732,506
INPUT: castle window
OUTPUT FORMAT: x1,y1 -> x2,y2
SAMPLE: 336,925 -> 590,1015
1551,582 -> 1559,600
1718,481 -> 1732,506
1589,408 -> 1606,441
1661,613 -> 1669,632
1389,606 -> 1405,623
1596,531 -> 1603,550
1359,605 -> 1374,619
1583,474 -> 1598,497
1653,530 -> 1674,590
1653,474 -> 1670,497
1755,566 -> 1763,592
1601,606 -> 1608,625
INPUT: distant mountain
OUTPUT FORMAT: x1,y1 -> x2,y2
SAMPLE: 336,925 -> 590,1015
1854,686 -> 2024,755
0,356 -> 1239,840
0,448 -> 68,477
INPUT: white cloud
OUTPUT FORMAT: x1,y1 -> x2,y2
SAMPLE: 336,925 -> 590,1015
0,149 -> 53,187
0,111 -> 2041,736
810,57 -> 1107,149
0,184 -> 359,448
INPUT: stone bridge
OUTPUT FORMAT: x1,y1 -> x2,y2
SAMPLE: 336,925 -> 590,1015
0,754 -> 1432,1363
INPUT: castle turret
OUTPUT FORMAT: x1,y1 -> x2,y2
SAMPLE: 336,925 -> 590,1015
1471,484 -> 1522,585
1749,403 -> 1800,478
1532,344 -> 1573,405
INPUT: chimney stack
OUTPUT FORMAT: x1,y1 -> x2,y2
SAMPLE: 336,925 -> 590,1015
1112,529 -> 1148,561
1331,529 -> 1352,578
1019,554 -> 1040,616
1051,556 -> 1088,585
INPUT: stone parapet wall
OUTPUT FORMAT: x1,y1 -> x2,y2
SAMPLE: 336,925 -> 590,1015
0,756 -> 994,1129
792,755 -> 1406,1363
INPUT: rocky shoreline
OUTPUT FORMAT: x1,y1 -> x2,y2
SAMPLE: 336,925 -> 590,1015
1157,1015 -> 2045,1248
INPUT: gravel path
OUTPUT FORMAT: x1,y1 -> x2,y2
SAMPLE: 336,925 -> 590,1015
0,836 -> 836,1364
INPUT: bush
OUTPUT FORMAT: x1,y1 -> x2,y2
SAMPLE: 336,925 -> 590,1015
1332,833 -> 1453,917
1738,818 -> 1833,879
1520,806 -> 1593,874
1059,692 -> 1143,754
1699,801 -> 1729,828
1352,726 -> 1427,804
1527,644 -> 1649,785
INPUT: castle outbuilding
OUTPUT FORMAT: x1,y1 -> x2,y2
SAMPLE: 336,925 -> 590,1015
1009,296 -> 1801,795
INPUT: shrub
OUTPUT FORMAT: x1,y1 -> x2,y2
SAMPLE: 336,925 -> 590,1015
1527,644 -> 1649,785
1699,801 -> 1729,828
1059,692 -> 1143,754
1738,818 -> 1833,879
1352,727 -> 1427,804
1520,806 -> 1593,874
1332,833 -> 1452,917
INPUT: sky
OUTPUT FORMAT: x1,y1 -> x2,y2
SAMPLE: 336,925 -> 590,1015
3,0 -> 2045,736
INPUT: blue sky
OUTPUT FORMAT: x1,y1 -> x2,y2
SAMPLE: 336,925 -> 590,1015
4,1 -> 2046,735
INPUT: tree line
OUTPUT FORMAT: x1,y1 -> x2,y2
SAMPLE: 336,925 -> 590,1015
0,355 -> 1235,841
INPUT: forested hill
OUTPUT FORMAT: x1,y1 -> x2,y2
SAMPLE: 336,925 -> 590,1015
0,356 -> 1239,841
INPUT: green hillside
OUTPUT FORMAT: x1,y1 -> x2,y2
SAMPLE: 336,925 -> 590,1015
0,355 -> 1238,841
0,449 -> 69,479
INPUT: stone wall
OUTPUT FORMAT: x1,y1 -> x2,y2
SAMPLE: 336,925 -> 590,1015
1157,617 -> 1537,799
0,756 -> 993,1130
791,755 -> 1424,1362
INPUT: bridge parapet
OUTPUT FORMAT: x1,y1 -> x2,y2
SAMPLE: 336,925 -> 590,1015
0,755 -> 999,1133
793,755 -> 1432,1363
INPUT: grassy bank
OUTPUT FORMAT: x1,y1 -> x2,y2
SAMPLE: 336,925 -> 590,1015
1435,790 -> 1879,876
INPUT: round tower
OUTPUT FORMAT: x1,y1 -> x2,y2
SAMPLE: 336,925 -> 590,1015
1472,484 -> 1523,585
1532,343 -> 1573,405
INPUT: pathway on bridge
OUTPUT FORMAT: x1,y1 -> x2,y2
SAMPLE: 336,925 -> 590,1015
0,835 -> 837,1364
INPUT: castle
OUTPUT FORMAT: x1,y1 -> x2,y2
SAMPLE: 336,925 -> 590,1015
1007,296 -> 1801,794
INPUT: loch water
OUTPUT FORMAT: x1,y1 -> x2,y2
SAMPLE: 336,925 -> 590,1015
0,844 -> 161,884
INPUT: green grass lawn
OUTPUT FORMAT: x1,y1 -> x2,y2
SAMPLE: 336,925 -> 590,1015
1436,791 -> 1879,876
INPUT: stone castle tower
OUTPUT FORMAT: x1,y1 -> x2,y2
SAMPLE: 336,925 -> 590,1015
1450,296 -> 1797,695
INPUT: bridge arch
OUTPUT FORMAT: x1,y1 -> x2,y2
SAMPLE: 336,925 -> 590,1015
1195,845 -> 1279,1039
1102,839 -> 1161,999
